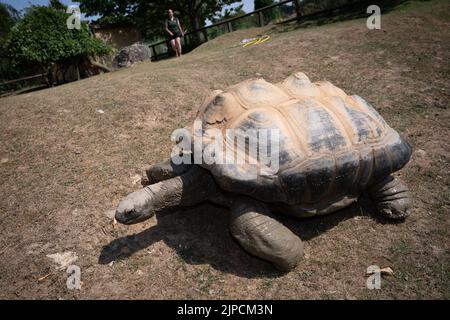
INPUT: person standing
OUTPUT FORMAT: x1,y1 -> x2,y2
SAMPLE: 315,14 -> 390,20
165,9 -> 184,57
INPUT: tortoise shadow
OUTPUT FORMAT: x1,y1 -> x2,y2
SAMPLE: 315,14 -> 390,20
99,194 -> 403,278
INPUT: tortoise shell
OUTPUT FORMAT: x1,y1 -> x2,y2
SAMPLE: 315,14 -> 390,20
194,72 -> 411,214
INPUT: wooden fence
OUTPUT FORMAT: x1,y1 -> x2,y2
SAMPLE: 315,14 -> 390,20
147,0 -> 388,60
149,0 -> 300,60
1,0 -> 396,92
0,73 -> 48,96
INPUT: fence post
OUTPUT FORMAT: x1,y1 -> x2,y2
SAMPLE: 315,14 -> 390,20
150,46 -> 156,60
202,29 -> 208,42
183,34 -> 187,47
293,0 -> 301,19
167,41 -> 171,57
258,11 -> 264,27
227,21 -> 233,33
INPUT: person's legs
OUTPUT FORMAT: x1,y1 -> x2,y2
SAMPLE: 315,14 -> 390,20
170,39 -> 178,56
176,37 -> 182,56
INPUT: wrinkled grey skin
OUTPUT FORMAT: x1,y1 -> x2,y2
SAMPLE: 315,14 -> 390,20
115,159 -> 412,271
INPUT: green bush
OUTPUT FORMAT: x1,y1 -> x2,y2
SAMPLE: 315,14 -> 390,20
5,6 -> 111,74
0,2 -> 20,39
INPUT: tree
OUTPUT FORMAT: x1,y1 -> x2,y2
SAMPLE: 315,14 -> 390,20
5,6 -> 111,82
0,2 -> 20,40
0,2 -> 21,88
208,4 -> 246,39
48,0 -> 67,11
167,0 -> 242,34
78,0 -> 242,42
301,0 -> 362,14
254,0 -> 281,24
210,4 -> 245,24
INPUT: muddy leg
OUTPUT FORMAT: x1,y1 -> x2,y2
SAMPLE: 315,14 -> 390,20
146,158 -> 191,184
229,198 -> 303,271
369,175 -> 412,220
116,166 -> 216,224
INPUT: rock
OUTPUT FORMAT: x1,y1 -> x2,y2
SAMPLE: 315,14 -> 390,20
413,148 -> 430,169
46,251 -> 78,270
131,174 -> 142,185
104,209 -> 116,220
415,148 -> 427,158
431,245 -> 445,258
379,267 -> 394,276
1,158 -> 9,164
113,43 -> 152,68
366,266 -> 394,277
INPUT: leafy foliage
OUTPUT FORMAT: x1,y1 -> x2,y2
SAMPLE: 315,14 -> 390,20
0,2 -> 20,40
5,6 -> 111,72
208,4 -> 247,39
301,0 -> 365,14
254,0 -> 281,24
210,4 -> 246,24
78,0 -> 242,42
0,2 -> 22,87
48,0 -> 67,11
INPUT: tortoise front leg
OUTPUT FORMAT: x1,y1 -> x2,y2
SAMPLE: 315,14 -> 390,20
368,175 -> 412,220
230,198 -> 303,271
116,166 -> 217,224
146,158 -> 191,184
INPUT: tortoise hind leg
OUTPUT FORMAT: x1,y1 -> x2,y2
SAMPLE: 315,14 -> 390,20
230,198 -> 303,271
368,175 -> 412,220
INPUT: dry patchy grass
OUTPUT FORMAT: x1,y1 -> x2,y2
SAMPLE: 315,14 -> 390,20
0,0 -> 449,299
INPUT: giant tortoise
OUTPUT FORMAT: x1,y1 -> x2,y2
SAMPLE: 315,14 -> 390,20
115,72 -> 412,271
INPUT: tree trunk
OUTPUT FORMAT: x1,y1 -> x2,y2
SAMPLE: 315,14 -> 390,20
293,0 -> 301,19
189,15 -> 203,44
191,15 -> 200,32
88,59 -> 112,73
44,65 -> 54,87
75,64 -> 80,81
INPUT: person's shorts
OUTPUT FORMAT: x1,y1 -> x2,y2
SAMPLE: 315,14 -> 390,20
168,32 -> 181,41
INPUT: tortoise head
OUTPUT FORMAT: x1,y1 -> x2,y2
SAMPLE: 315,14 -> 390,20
115,189 -> 156,225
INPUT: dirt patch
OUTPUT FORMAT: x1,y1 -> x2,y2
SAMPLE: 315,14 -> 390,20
0,0 -> 449,299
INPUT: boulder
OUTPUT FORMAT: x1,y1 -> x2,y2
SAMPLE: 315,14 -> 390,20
113,43 -> 152,68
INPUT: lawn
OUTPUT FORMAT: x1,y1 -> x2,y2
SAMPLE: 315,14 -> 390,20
0,0 -> 448,299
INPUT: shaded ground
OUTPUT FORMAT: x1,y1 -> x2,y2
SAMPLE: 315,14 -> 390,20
0,0 -> 449,299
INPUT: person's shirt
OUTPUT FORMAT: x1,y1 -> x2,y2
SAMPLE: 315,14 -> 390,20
166,17 -> 180,34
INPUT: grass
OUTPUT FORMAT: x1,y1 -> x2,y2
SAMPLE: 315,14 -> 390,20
0,0 -> 449,299
390,239 -> 412,256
